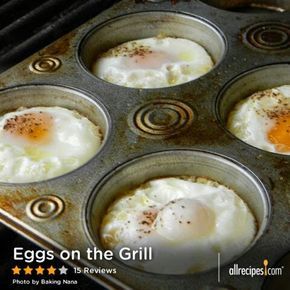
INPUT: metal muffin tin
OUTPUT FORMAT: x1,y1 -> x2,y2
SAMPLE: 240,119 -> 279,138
0,0 -> 289,289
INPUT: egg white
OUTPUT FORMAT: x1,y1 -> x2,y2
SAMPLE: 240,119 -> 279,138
100,177 -> 256,274
0,107 -> 102,183
92,37 -> 214,88
227,85 -> 290,155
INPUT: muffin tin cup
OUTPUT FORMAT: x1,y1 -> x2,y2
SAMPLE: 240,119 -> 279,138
78,10 -> 227,88
0,84 -> 111,185
216,63 -> 290,155
85,149 -> 270,275
0,0 -> 289,289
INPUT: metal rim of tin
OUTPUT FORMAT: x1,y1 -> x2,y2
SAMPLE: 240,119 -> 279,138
83,149 -> 271,277
243,22 -> 290,51
0,84 -> 112,186
128,99 -> 195,139
215,62 -> 290,158
26,195 -> 65,222
76,10 -> 227,90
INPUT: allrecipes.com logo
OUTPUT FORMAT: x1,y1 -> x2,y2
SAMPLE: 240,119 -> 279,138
229,259 -> 284,277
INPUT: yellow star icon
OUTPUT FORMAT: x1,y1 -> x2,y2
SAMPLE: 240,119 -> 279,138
23,265 -> 33,275
12,265 -> 21,275
35,265 -> 44,275
47,265 -> 56,275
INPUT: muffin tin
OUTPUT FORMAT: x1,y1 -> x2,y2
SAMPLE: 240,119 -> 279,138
0,0 -> 289,289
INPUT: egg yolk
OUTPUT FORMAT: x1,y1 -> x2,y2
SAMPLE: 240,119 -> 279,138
129,51 -> 172,69
154,198 -> 215,242
3,111 -> 53,145
268,113 -> 290,153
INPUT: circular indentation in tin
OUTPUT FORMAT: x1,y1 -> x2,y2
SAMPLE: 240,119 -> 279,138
0,85 -> 110,184
201,1 -> 289,13
29,57 -> 61,73
216,63 -> 290,155
243,23 -> 290,51
78,11 -> 226,89
129,100 -> 194,139
26,195 -> 64,221
85,150 -> 270,275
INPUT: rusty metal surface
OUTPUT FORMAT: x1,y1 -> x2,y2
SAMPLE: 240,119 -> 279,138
0,0 -> 289,289
201,0 -> 290,12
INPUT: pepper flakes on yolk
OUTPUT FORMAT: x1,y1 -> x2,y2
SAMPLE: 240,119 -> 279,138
268,113 -> 290,153
3,111 -> 53,145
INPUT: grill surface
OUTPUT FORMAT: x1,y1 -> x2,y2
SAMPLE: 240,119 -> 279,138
0,0 -> 117,73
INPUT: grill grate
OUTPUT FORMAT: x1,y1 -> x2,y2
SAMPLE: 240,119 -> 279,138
0,0 -> 117,73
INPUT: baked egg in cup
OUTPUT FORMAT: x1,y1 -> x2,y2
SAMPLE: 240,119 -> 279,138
217,63 -> 290,155
0,85 -> 110,183
78,11 -> 226,89
85,150 -> 270,275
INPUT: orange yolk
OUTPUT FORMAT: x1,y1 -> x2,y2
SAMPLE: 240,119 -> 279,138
268,113 -> 290,153
3,111 -> 53,145
129,51 -> 172,69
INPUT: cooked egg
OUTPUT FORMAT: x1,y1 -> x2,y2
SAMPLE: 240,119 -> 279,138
227,85 -> 290,155
92,37 -> 214,88
100,176 -> 256,274
0,106 -> 102,183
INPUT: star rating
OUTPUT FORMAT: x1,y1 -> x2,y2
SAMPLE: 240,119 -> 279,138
35,265 -> 45,275
12,265 -> 21,275
59,265 -> 68,275
11,264 -> 68,275
23,265 -> 33,275
47,265 -> 56,275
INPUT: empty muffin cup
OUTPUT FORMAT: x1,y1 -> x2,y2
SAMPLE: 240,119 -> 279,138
78,11 -> 226,88
0,85 -> 110,183
85,150 -> 270,275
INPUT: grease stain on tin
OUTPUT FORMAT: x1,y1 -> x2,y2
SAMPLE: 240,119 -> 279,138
40,32 -> 76,56
0,190 -> 39,219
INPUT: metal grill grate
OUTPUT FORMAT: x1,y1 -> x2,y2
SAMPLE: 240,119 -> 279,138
0,0 -> 117,73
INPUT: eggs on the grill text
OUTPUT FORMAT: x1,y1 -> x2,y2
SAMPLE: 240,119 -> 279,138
227,85 -> 290,155
0,107 -> 102,183
100,177 -> 256,274
92,37 -> 214,88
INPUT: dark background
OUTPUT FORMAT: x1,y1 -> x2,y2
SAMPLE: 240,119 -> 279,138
0,227 -> 106,289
